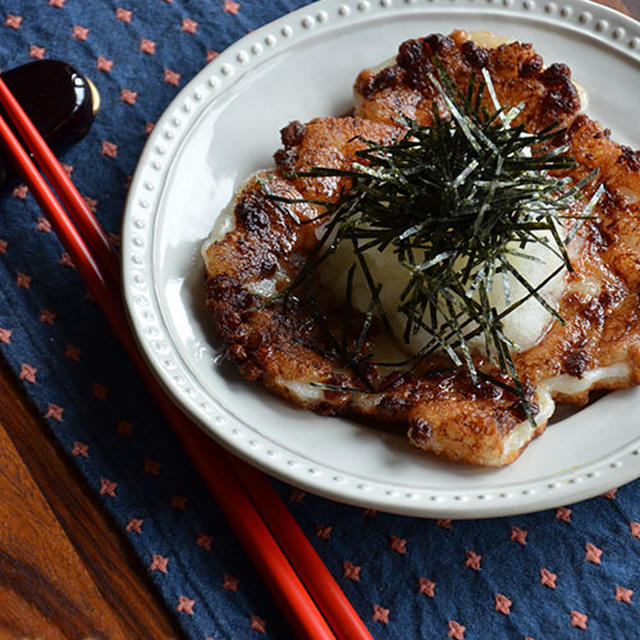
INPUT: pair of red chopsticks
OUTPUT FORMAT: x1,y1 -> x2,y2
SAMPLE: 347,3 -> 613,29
0,76 -> 373,640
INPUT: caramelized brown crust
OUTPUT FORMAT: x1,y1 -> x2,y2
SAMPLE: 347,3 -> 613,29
203,34 -> 640,466
514,115 -> 640,399
354,31 -> 580,132
204,117 -> 401,404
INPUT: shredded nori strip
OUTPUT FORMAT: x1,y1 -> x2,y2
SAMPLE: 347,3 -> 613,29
267,60 -> 600,422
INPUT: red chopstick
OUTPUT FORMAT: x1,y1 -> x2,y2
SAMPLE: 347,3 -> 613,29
0,80 -> 120,288
0,76 -> 374,640
0,101 -> 335,640
229,457 -> 374,638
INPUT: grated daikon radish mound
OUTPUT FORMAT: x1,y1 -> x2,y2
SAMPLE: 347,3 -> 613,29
318,227 -> 566,356
327,30 -> 585,358
202,30 -> 640,467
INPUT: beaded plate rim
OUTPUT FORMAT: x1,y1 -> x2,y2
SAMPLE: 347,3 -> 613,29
122,0 -> 640,518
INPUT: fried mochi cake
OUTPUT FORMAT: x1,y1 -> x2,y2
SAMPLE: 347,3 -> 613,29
202,31 -> 640,466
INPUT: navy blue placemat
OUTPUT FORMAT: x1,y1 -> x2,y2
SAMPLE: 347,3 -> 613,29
0,2 -> 639,638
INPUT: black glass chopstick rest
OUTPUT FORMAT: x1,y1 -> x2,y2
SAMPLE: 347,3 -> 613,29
0,59 -> 99,186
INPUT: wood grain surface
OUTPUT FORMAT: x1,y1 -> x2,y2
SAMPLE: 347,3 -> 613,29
0,354 -> 182,639
0,2 -> 637,637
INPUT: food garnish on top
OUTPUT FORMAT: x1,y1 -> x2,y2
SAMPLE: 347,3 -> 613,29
202,31 -> 640,466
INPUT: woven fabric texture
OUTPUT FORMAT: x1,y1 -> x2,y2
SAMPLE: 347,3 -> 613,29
0,2 -> 638,638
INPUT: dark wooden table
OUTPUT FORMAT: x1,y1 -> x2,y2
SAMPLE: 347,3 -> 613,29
0,2 -> 638,636
0,354 -> 182,639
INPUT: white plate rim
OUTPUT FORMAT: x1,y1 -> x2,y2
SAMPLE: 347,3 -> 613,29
122,0 -> 640,518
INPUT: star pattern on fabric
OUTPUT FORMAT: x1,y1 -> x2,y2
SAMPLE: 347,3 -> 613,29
44,404 -> 64,421
510,526 -> 527,545
585,543 -> 602,564
20,363 -> 37,383
615,586 -> 633,603
150,554 -> 169,573
465,550 -> 481,571
37,217 -> 52,232
540,568 -> 557,589
3,4 -> 640,639
390,535 -> 407,554
143,458 -> 161,475
181,18 -> 198,33
101,141 -> 118,158
418,577 -> 435,597
140,39 -> 156,54
570,610 -> 588,629
5,14 -> 22,30
170,494 -> 188,510
250,615 -> 266,633
196,532 -> 212,551
224,0 -> 240,15
115,8 -> 132,22
372,604 -> 389,624
92,382 -> 109,400
71,441 -> 89,457
16,272 -> 31,289
176,595 -> 195,615
40,309 -> 56,325
315,524 -> 332,540
83,196 -> 98,213
223,574 -> 239,591
96,56 -> 113,72
29,45 -> 45,59
116,420 -> 133,436
125,518 -> 143,534
448,620 -> 466,639
10,184 -> 26,199
164,69 -> 181,86
100,477 -> 117,497
120,89 -> 138,105
343,561 -> 361,581
495,594 -> 512,615
13,184 -> 28,199
59,252 -> 75,268
65,344 -> 81,361
72,25 -> 89,40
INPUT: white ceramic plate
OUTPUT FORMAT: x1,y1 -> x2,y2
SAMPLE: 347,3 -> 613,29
122,0 -> 640,518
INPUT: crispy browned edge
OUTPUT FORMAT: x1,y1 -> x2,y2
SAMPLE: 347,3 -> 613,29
202,32 -> 640,466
